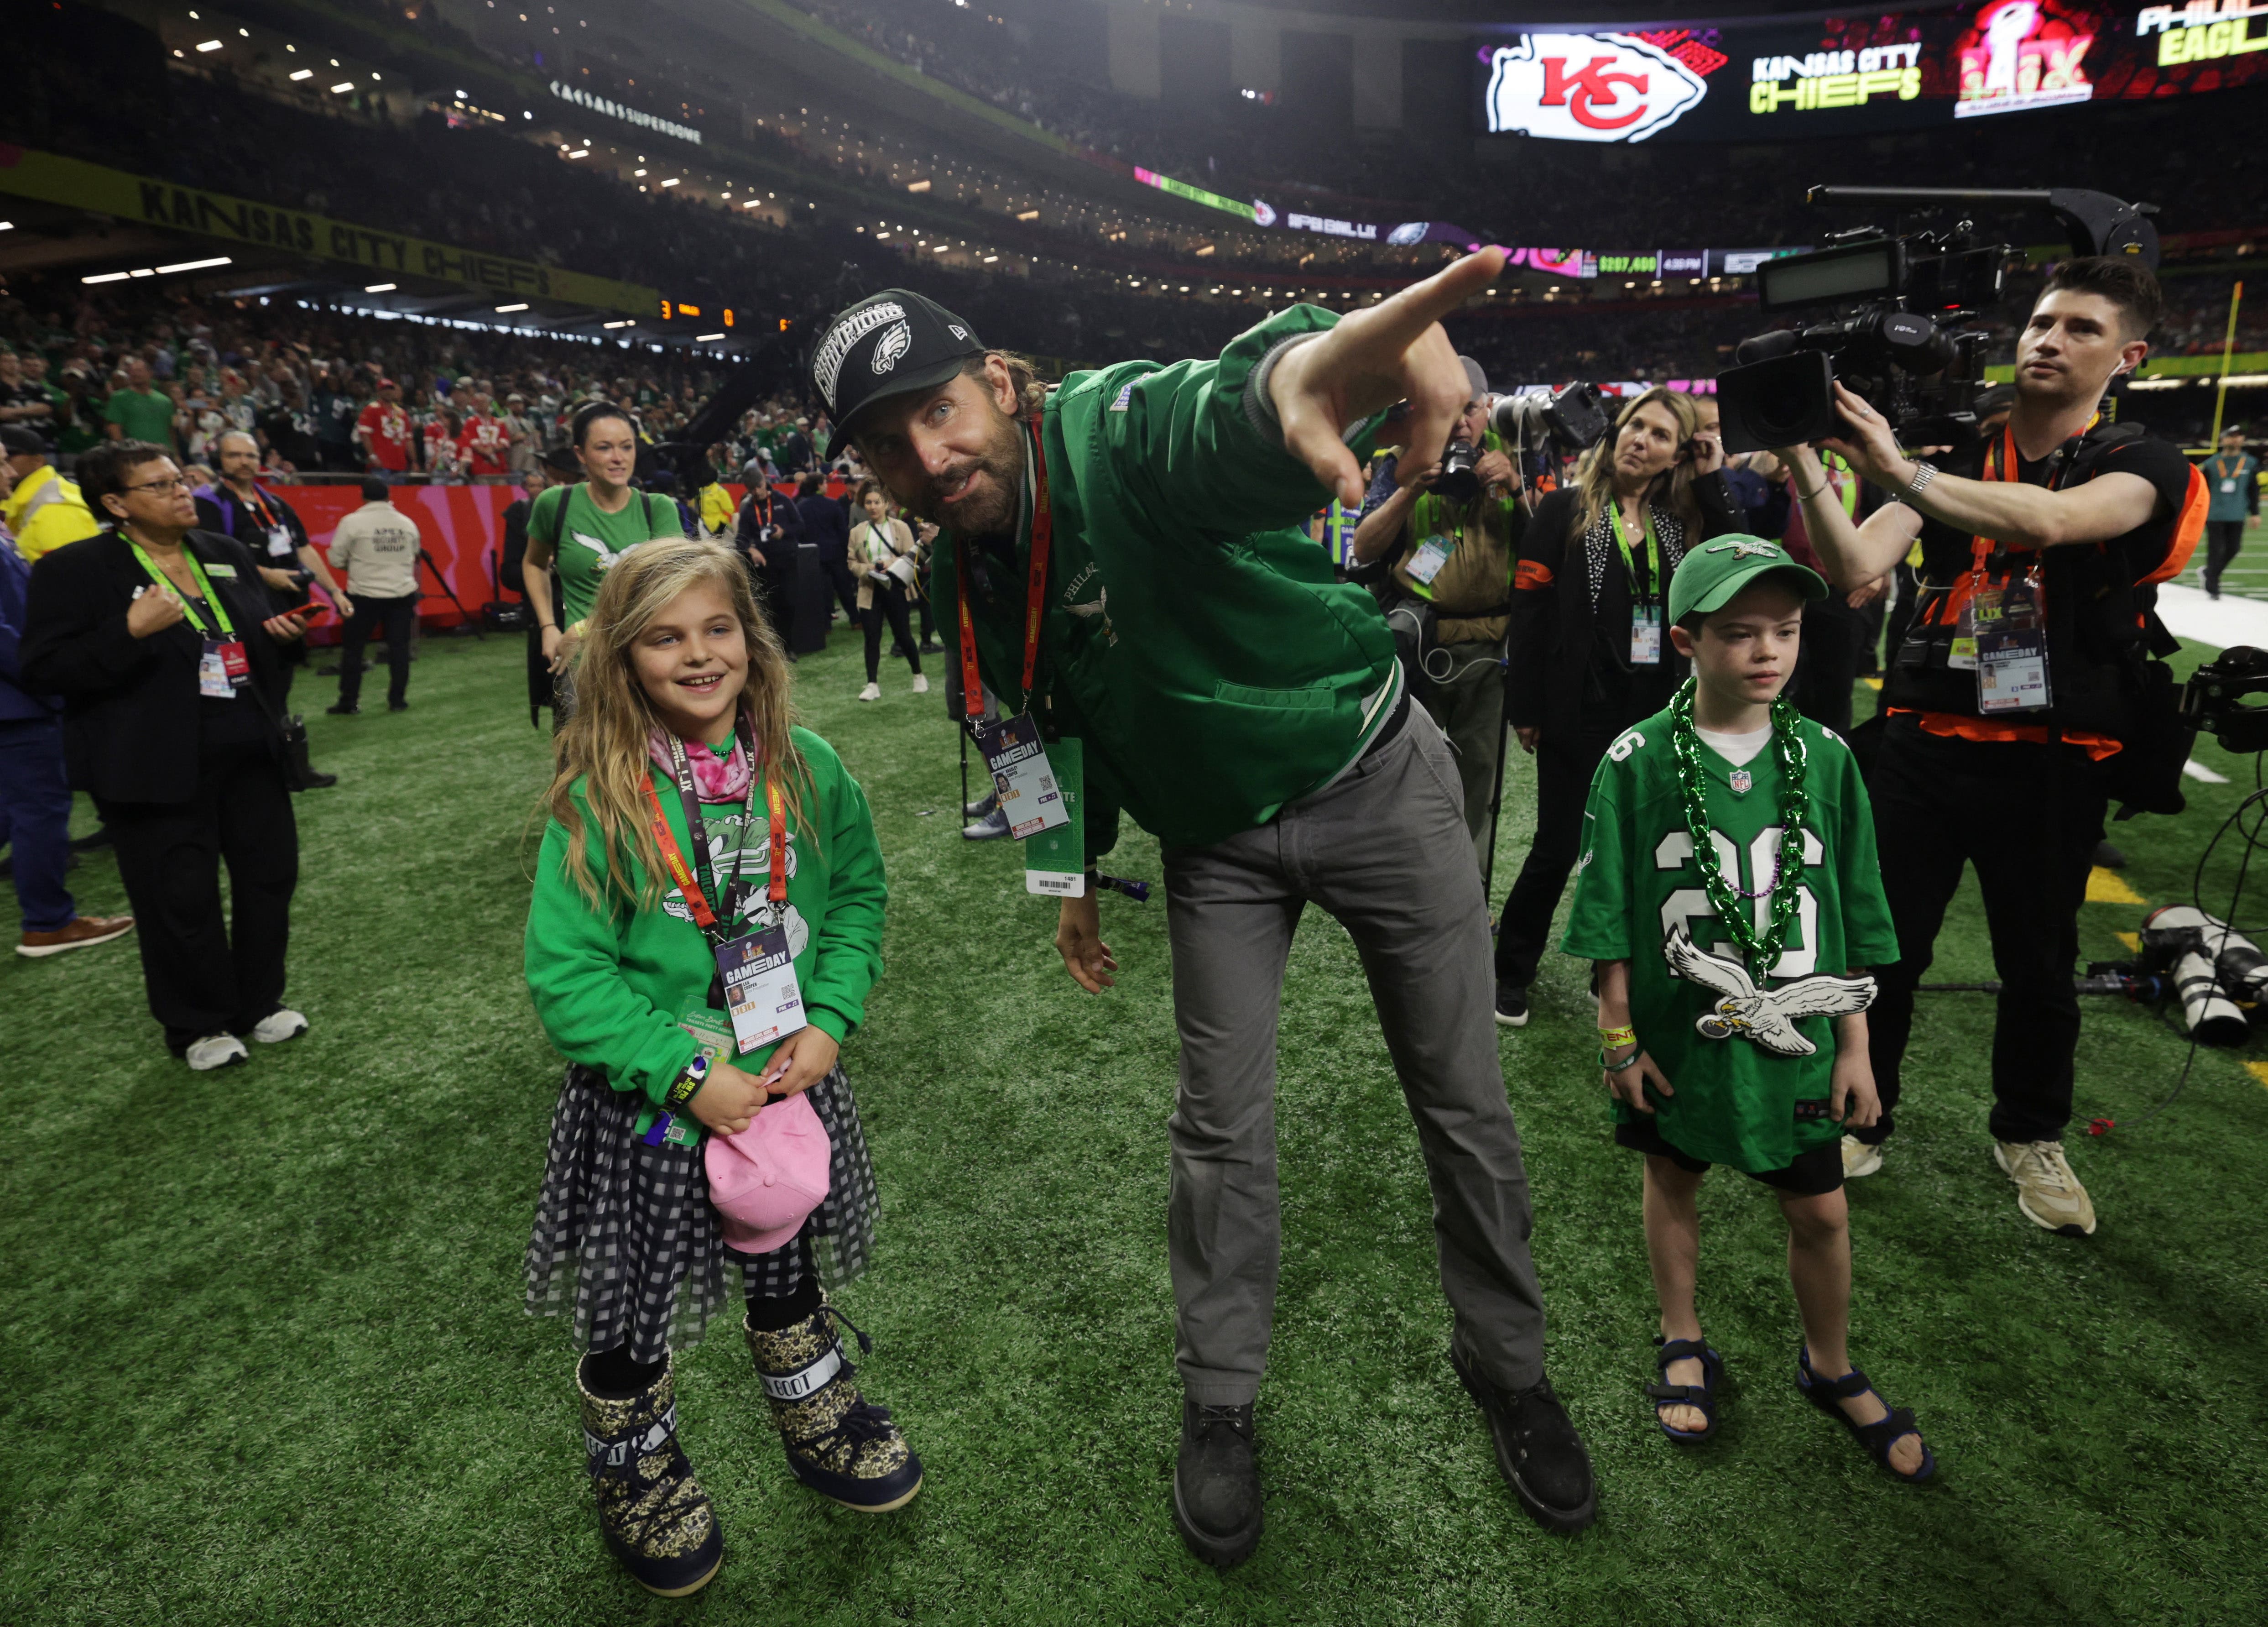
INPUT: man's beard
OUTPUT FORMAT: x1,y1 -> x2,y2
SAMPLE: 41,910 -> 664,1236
895,408 -> 1027,536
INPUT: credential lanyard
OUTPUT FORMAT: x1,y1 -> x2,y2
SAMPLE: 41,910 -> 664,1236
642,732 -> 784,944
128,539 -> 236,640
1965,420 -> 2090,592
956,415 -> 1052,720
1608,501 -> 1656,602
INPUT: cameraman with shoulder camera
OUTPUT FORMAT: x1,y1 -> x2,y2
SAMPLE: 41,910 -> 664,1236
1350,358 -> 1524,866
1773,257 -> 2203,1237
1493,387 -> 1742,1028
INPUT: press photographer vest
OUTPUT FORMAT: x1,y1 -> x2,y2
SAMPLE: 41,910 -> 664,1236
1885,421 -> 2205,743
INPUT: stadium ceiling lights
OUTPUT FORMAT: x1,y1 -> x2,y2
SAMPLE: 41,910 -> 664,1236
696,332 -> 725,341
81,256 -> 232,285
364,282 -> 397,293
195,40 -> 222,52
496,303 -> 531,313
330,82 -> 355,94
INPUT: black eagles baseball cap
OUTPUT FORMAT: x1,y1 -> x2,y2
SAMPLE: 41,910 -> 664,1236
812,288 -> 985,460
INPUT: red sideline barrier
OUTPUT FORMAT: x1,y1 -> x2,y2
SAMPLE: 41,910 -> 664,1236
276,479 -> 826,643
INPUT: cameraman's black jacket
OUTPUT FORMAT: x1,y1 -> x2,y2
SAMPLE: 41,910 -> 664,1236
1507,475 -> 1741,745
1885,422 -> 2203,751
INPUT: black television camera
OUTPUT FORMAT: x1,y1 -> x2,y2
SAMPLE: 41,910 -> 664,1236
1716,186 -> 2159,458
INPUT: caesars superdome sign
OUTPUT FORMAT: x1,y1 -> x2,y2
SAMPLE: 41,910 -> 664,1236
1480,2 -> 2268,144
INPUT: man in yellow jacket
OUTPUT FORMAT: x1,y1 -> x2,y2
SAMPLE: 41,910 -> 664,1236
1,427 -> 98,563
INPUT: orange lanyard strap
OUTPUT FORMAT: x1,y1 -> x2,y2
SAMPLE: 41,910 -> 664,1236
762,779 -> 787,904
643,732 -> 780,936
955,415 -> 1052,719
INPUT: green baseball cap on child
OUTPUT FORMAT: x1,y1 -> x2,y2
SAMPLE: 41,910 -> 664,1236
1668,534 -> 1831,626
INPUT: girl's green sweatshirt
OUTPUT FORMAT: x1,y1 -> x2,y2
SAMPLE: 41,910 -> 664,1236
524,727 -> 886,1132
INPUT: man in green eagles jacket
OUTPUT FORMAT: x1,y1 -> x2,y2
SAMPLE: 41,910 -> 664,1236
823,251 -> 1594,1566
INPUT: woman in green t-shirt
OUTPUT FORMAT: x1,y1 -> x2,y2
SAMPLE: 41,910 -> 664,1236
521,401 -> 682,718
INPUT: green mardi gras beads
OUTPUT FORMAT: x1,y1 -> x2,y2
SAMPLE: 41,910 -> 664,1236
1668,678 -> 1810,975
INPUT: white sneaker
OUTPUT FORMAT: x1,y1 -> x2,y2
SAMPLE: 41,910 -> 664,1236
857,682 -> 881,702
1841,1135 -> 1883,1179
1992,1139 -> 2097,1236
185,1033 -> 249,1071
912,674 -> 929,694
250,1008 -> 309,1044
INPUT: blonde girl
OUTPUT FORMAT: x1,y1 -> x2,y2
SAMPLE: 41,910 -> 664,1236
522,537 -> 918,1597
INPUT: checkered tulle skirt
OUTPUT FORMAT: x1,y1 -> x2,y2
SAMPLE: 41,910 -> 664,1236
523,1063 -> 878,1364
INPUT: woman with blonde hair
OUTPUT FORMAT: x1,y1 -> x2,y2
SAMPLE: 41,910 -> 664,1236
521,536 -> 918,1596
1493,386 -> 1743,1026
849,478 -> 926,702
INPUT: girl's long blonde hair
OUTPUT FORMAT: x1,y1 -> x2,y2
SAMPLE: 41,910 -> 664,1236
545,536 -> 810,910
1570,385 -> 1705,539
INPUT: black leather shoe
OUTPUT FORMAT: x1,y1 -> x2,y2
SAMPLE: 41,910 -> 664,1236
1450,1351 -> 1596,1534
1173,1400 -> 1262,1570
302,770 -> 339,789
325,701 -> 359,716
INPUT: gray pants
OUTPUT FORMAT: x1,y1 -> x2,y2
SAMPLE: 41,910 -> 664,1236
1415,638 -> 1506,872
1159,711 -> 1548,1406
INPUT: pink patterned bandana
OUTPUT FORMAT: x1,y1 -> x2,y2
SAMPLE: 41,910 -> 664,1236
648,727 -> 756,802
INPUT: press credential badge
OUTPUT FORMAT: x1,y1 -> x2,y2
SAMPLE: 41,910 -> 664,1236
715,926 -> 807,1054
979,713 -> 1069,838
1406,534 -> 1455,586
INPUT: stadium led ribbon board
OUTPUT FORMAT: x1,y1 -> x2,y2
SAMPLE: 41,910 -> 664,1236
0,149 -> 657,317
549,81 -> 702,146
1477,1 -> 2268,142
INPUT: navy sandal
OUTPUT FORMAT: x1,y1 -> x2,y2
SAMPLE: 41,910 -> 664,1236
1645,1336 -> 1724,1443
1795,1346 -> 1935,1483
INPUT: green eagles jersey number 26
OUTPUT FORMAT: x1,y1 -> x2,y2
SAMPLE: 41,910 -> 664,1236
1561,709 -> 1900,1174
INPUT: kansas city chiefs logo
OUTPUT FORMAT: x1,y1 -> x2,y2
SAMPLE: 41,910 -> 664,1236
870,320 -> 913,375
1486,33 -> 1710,143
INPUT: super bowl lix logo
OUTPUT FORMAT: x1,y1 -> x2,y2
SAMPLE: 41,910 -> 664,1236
1486,34 -> 1711,142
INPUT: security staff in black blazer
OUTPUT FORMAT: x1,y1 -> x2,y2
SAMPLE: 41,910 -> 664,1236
21,439 -> 313,1070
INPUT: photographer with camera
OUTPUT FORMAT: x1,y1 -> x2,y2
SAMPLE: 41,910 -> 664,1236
1493,387 -> 1741,1028
1350,358 -> 1523,867
1772,257 -> 2204,1237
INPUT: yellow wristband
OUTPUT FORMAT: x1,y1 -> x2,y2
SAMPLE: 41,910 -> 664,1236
1598,1024 -> 1637,1048
567,618 -> 589,637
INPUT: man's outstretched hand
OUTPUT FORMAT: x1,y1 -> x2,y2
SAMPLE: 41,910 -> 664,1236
1267,247 -> 1507,510
1056,891 -> 1117,994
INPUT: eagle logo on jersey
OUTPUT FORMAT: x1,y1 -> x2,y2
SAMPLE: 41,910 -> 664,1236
572,530 -> 633,570
870,320 -> 913,375
1663,922 -> 1875,1057
1067,587 -> 1116,646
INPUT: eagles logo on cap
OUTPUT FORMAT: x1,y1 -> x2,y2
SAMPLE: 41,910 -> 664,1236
813,288 -> 987,461
871,320 -> 913,375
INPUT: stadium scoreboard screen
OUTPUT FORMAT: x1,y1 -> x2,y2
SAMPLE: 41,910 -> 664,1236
1478,1 -> 2268,142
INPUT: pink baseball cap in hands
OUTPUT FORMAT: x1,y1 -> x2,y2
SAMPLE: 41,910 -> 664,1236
705,1092 -> 831,1254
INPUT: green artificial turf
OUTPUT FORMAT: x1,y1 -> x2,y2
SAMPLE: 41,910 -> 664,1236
5,626 -> 2267,1626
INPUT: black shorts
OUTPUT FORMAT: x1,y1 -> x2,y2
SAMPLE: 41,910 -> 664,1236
1615,1118 -> 1844,1196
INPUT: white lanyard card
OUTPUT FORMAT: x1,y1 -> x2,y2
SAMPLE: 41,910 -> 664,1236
978,713 -> 1069,839
715,926 -> 807,1053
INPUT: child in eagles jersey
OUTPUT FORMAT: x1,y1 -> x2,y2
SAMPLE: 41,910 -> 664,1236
1561,536 -> 1933,1483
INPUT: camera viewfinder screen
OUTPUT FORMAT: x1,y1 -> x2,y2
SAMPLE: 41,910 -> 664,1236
1758,243 -> 1897,311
